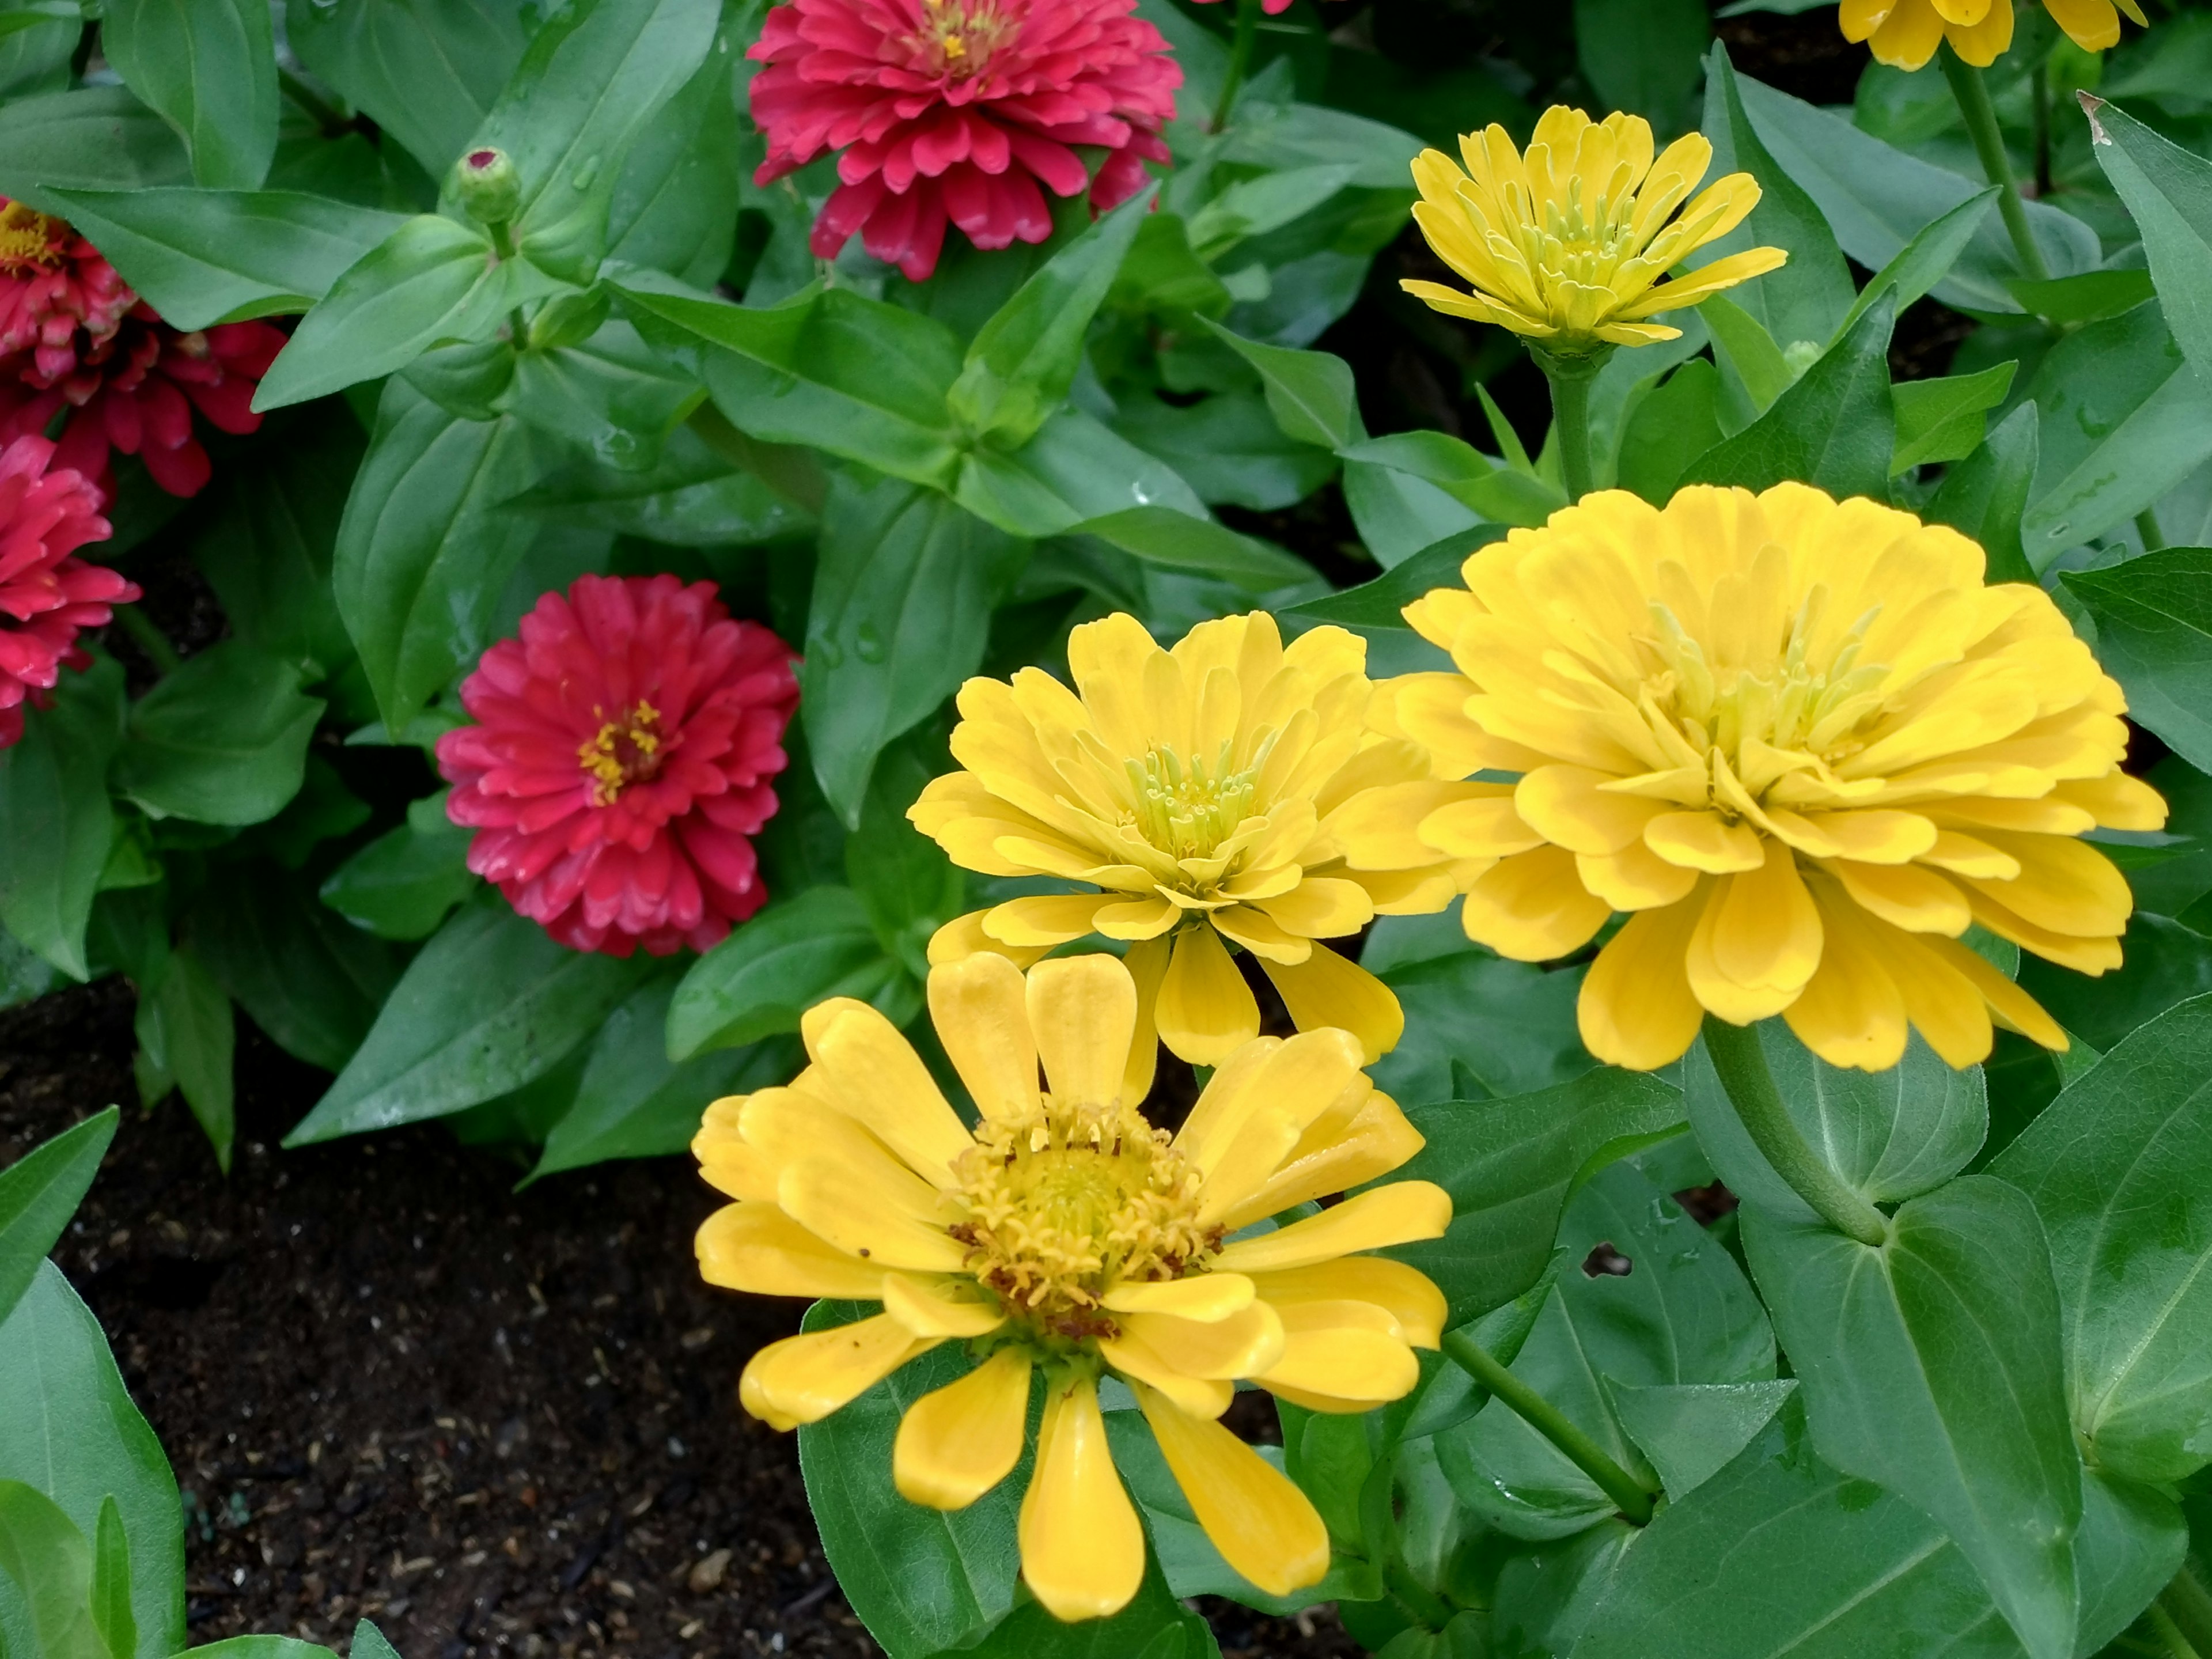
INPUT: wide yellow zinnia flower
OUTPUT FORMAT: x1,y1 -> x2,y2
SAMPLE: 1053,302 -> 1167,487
1394,483 -> 2165,1073
1842,0 -> 2145,69
1402,105 -> 1788,352
693,951 -> 1450,1620
908,610 -> 1484,1073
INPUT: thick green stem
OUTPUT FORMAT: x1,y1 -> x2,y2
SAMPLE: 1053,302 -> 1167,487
2160,1565 -> 2212,1659
487,219 -> 532,344
1210,0 -> 1262,132
2138,506 -> 2165,553
1702,1016 -> 1890,1247
1382,1558 -> 1455,1633
114,606 -> 180,676
1535,348 -> 1608,502
2153,1603 -> 2204,1659
1940,48 -> 2050,281
1441,1328 -> 1655,1525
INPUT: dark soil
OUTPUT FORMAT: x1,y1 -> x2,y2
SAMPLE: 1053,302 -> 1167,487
0,982 -> 1359,1659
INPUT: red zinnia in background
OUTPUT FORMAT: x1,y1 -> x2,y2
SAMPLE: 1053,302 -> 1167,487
748,0 -> 1181,281
437,574 -> 801,960
0,196 -> 284,500
0,432 -> 135,750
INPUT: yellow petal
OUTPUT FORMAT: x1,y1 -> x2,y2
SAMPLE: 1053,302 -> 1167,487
1213,1181 -> 1453,1273
1132,1382 -> 1330,1597
1123,933 -> 1170,1104
802,998 -> 974,1184
694,1095 -> 779,1200
1100,1333 -> 1234,1420
1222,1086 -> 1427,1230
1156,925 -> 1260,1066
775,1153 -> 971,1274
1784,885 -> 1911,1073
1645,812 -> 1767,874
1025,952 -> 1139,1108
927,908 -> 1050,969
882,1271 -> 1007,1339
1019,1376 -> 1146,1621
1254,877 -> 1377,940
1120,1301 -> 1287,1378
1103,1272 -> 1256,1320
1828,859 -> 1971,934
1925,933 -> 2069,1051
1577,840 -> 1700,911
1179,1026 -> 1365,1198
927,952 -> 1041,1124
1419,792 -> 1547,860
1460,845 -> 1613,961
895,1347 -> 1032,1510
1250,1256 -> 1448,1348
1516,765 -> 1665,854
982,893 -> 1111,948
696,1202 -> 886,1299
739,1314 -> 935,1431
1211,903 -> 1315,965
1253,1299 -> 1422,1404
1578,894 -> 1707,1070
1258,942 -> 1406,1062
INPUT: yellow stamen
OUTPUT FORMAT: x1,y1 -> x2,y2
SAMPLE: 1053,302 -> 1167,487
0,202 -> 65,275
575,700 -> 664,806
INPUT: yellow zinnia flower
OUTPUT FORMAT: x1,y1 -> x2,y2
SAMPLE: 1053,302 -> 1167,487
1395,482 -> 2165,1073
1841,0 -> 2145,69
1401,105 -> 1789,353
907,610 -> 1485,1073
692,951 -> 1451,1621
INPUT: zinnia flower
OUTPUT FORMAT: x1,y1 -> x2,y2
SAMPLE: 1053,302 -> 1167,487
695,950 -> 1449,1620
1842,0 -> 2145,68
435,573 -> 800,958
907,611 -> 1483,1074
1402,106 -> 1788,353
1396,483 -> 2165,1073
0,431 -> 132,750
0,198 -> 283,500
747,0 -> 1180,282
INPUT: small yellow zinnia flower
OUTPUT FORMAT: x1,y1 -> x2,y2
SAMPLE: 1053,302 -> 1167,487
693,952 -> 1450,1621
1401,105 -> 1788,353
908,610 -> 1486,1073
1395,482 -> 2166,1074
1842,0 -> 2145,69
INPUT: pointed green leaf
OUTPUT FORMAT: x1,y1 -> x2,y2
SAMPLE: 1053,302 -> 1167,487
317,795 -> 477,944
2062,548 -> 2212,775
287,0 -> 528,180
0,1480 -> 103,1659
101,0 -> 276,190
1196,321 -> 1366,450
2080,96 -> 2212,385
89,1499 -> 131,1659
0,654 -> 123,980
1892,362 -> 2016,474
1284,529 -> 1508,630
1836,187 -> 1998,343
132,945 -> 235,1172
1927,400 -> 2040,584
1681,294 -> 1895,499
113,643 -> 323,828
0,86 -> 190,209
1607,1380 -> 1799,1502
1617,358 -> 1727,503
188,874 -> 401,1076
0,1108 -> 116,1331
668,885 -> 900,1059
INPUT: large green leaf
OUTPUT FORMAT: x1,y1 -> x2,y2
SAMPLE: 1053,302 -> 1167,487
1575,0 -> 1709,132
332,380 -> 545,736
1927,401 -> 2040,585
1283,531 -> 1505,630
1892,362 -> 2016,474
1745,1179 -> 2081,1659
2080,97 -> 2212,385
0,1264 -> 184,1659
0,655 -> 122,980
502,320 -> 698,467
41,189 -> 407,331
0,1108 -> 116,1331
604,26 -> 743,287
133,945 -> 236,1171
1835,187 -> 1998,344
187,874 -> 401,1076
89,1499 -> 131,1659
1197,321 -> 1366,449
2062,548 -> 2212,775
1681,294 -> 1895,499
101,0 -> 276,189
0,86 -> 190,209
1110,390 -> 1338,513
953,408 -> 1210,541
285,895 -> 653,1145
1992,997 -> 2212,1484
2018,912 -> 2212,1052
667,885 -> 903,1059
112,643 -> 323,827
286,0 -> 529,180
937,1540 -> 1220,1659
1616,358 -> 1727,504
317,794 -> 478,943
1366,937 -> 1590,1109
1606,1379 -> 1798,1503
0,1481 -> 104,1659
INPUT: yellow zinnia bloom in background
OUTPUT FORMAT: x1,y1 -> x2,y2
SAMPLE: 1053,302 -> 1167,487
693,952 -> 1450,1620
908,611 -> 1483,1074
1842,0 -> 2145,69
1396,482 -> 2165,1073
1402,105 -> 1789,352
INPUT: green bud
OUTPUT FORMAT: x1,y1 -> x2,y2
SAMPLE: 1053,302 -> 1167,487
452,146 -> 521,228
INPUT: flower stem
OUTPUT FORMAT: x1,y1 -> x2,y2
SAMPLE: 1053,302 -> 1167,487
2138,506 -> 2165,553
114,605 -> 181,676
1939,47 -> 2051,282
2160,1565 -> 2212,1659
2153,1601 -> 2205,1659
1535,348 -> 1607,502
1440,1328 -> 1655,1525
1210,0 -> 1262,132
1701,1016 -> 1890,1247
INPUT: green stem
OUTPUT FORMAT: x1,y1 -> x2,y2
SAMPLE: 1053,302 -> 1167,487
2160,1565 -> 2212,1659
1441,1329 -> 1655,1526
277,66 -> 349,137
1702,1016 -> 1890,1247
1210,0 -> 1262,132
114,606 -> 181,676
2138,506 -> 2165,552
487,219 -> 532,344
1940,47 -> 2051,281
1382,1558 -> 1455,1633
2152,1603 -> 2203,1659
1535,347 -> 1608,502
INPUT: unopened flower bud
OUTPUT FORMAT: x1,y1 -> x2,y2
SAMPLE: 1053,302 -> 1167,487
451,147 -> 521,228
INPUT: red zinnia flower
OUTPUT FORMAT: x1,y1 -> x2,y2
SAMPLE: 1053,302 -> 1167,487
0,432 -> 134,751
0,196 -> 285,501
748,0 -> 1181,281
436,574 -> 801,959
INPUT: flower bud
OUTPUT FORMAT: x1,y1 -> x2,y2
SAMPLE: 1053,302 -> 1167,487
451,147 -> 521,228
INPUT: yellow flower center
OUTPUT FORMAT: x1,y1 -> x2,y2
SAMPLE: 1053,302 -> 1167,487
1122,740 -> 1268,864
0,202 -> 65,276
914,0 -> 1011,76
1514,176 -> 1643,296
576,700 -> 663,806
951,1099 -> 1215,1343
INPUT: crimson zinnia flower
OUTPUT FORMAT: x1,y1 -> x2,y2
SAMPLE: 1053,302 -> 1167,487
436,574 -> 801,959
0,196 -> 283,500
748,0 -> 1180,281
0,431 -> 134,751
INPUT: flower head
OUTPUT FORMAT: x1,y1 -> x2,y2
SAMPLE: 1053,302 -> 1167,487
908,611 -> 1483,1073
436,573 -> 800,958
695,950 -> 1449,1620
1842,0 -> 2145,67
0,200 -> 134,384
1397,483 -> 2164,1073
0,432 -> 132,750
747,0 -> 1180,281
1403,106 -> 1787,353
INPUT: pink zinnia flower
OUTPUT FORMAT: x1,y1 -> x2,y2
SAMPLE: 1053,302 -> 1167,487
0,432 -> 134,751
748,0 -> 1181,281
436,574 -> 801,960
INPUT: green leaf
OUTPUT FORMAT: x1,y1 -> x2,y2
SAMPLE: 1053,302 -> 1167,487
317,794 -> 478,943
41,189 -> 408,331
2021,912 -> 2212,1054
0,654 -> 123,980
941,1539 -> 1220,1659
187,874 -> 401,1075
112,643 -> 323,827
667,886 -> 899,1059
1196,321 -> 1366,449
461,0 -> 722,284
2062,548 -> 2212,774
0,926 -> 58,1013
1607,1379 -> 1799,1502
1681,294 -> 1894,498
182,1641 -> 344,1658
0,16 -> 73,101
1218,99 -> 1423,192
1110,391 -> 1338,513
285,895 -> 653,1145
101,0 -> 276,189
1926,400 -> 2040,585
2080,97 -> 2212,386
0,1263 -> 185,1659
797,1302 -> 1020,1657
1702,293 -> 1794,415
1185,164 -> 1357,263
1283,529 -> 1506,630
1366,940 -> 1590,1109
1836,187 -> 1998,344
1992,997 -> 2212,1483
2005,269 -> 2157,324
332,379 -> 546,736
0,86 -> 190,210
955,407 -> 1210,541
1070,506 -> 1309,592
348,1621 -> 403,1659
2075,1468 -> 2187,1656
286,0 -> 528,180
605,26 -> 743,287
89,1498 -> 131,1659
1891,362 -> 2016,474
0,1108 -> 116,1331
1575,0 -> 1709,131
0,1480 -> 103,1659
134,945 -> 236,1171
804,475 -> 1023,823
847,743 -> 964,983
503,320 -> 698,467
1388,1069 -> 1687,1326
949,187 -> 1155,447
509,420 -> 815,546
617,279 -> 965,490
1617,357 -> 1728,503
1744,1177 -> 2081,1659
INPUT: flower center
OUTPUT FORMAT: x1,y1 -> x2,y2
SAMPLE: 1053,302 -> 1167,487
0,202 -> 65,276
1123,739 -> 1267,863
1517,176 -> 1641,293
951,1099 -> 1215,1343
577,701 -> 664,806
910,0 -> 1013,77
